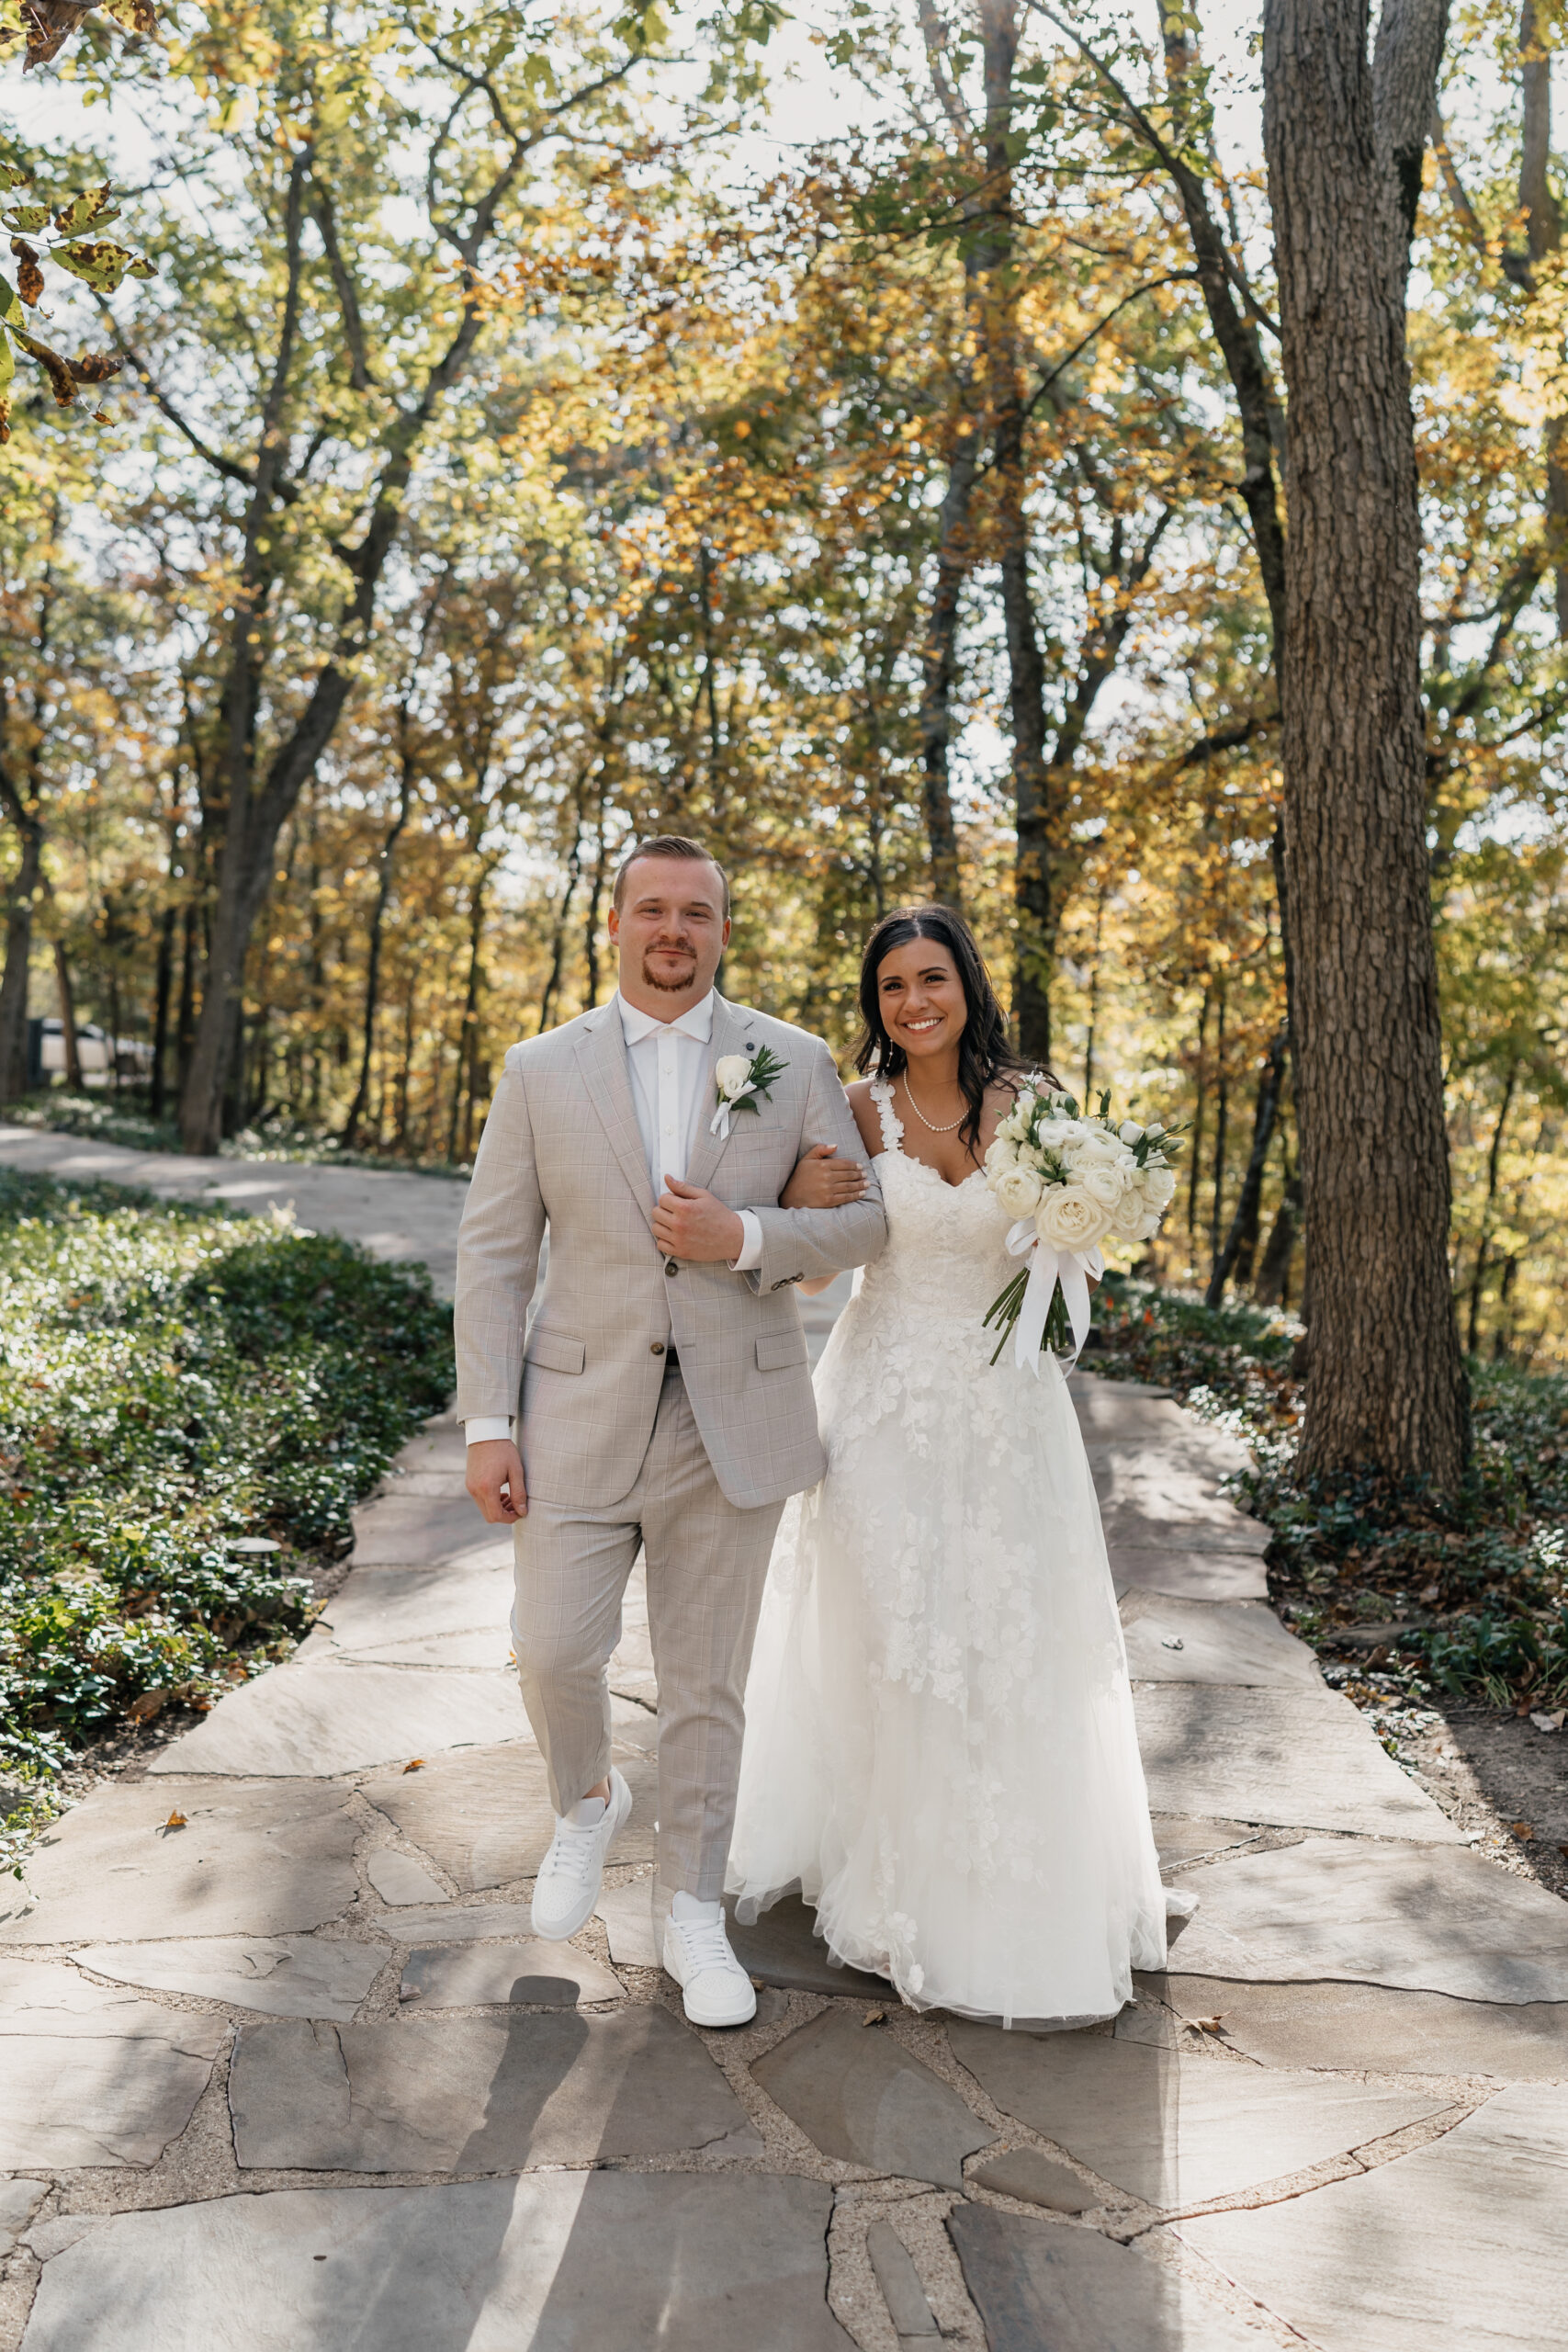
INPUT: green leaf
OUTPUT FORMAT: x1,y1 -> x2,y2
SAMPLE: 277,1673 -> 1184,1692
52,241 -> 135,294
1,206 -> 51,234
0,275 -> 20,328
52,187 -> 120,236
0,332 -> 13,395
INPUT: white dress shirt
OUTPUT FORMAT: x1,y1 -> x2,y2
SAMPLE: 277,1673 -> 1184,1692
465,989 -> 761,1442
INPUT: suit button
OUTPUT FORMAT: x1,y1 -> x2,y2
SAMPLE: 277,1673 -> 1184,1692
650,1341 -> 665,1356
665,1259 -> 679,1277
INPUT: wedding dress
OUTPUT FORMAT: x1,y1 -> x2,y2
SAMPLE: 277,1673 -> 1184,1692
727,1078 -> 1168,2025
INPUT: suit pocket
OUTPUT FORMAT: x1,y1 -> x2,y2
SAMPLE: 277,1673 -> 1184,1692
755,1329 -> 808,1374
526,1327 -> 586,1376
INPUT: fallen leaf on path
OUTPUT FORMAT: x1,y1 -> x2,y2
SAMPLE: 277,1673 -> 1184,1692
126,1690 -> 166,1724
1193,2015 -> 1228,2036
1511,1821 -> 1536,1839
402,1758 -> 424,1773
862,2007 -> 886,2027
161,1810 -> 187,1830
1529,1709 -> 1566,1734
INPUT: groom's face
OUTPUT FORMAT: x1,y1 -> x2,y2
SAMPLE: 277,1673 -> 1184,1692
609,856 -> 731,1011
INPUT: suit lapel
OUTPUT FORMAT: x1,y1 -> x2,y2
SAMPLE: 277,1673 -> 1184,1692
570,1006 -> 656,1232
682,994 -> 758,1196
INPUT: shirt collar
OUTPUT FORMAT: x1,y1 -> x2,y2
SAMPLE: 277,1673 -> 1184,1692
615,988 -> 715,1047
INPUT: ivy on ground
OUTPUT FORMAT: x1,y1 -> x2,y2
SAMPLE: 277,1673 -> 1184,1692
0,1168 -> 454,1816
1089,1276 -> 1568,1713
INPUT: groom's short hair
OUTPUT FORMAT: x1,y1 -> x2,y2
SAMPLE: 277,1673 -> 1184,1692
612,834 -> 729,918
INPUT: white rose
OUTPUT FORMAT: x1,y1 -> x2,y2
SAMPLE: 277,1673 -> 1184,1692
1118,1120 -> 1145,1145
1070,1128 -> 1122,1167
1110,1190 -> 1145,1239
1042,1116 -> 1087,1148
1140,1164 -> 1177,1210
995,1163 -> 1044,1216
1081,1163 -> 1124,1209
985,1136 -> 1019,1173
714,1054 -> 753,1099
1035,1184 -> 1113,1251
1135,1207 -> 1162,1240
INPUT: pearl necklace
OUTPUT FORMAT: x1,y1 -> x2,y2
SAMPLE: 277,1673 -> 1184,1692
899,1073 -> 966,1134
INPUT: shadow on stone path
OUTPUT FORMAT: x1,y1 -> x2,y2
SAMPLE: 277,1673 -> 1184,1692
2,1129 -> 1566,2349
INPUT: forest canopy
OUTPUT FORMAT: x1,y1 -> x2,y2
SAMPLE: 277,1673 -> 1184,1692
2,0 -> 1565,1372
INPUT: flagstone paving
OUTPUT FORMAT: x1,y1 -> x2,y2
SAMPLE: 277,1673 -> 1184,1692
2,1128 -> 1566,2348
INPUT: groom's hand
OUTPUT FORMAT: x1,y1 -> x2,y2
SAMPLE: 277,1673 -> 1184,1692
467,1438 -> 527,1523
653,1176 -> 746,1263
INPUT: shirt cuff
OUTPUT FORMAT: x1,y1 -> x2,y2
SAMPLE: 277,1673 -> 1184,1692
463,1416 -> 514,1445
729,1209 -> 763,1272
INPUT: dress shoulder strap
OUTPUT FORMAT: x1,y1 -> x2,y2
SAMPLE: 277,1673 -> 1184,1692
868,1074 -> 904,1156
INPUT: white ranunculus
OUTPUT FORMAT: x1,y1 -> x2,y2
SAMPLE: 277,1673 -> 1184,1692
1118,1119 -> 1145,1145
985,1136 -> 1017,1173
1081,1163 -> 1125,1209
1140,1163 -> 1178,1210
714,1053 -> 754,1099
1035,1184 -> 1114,1252
1110,1190 -> 1146,1240
995,1163 -> 1044,1216
1135,1207 -> 1162,1240
1042,1116 -> 1088,1148
1068,1127 -> 1122,1166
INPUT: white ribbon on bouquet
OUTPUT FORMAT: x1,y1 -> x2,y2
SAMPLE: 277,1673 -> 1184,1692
1004,1220 -> 1104,1374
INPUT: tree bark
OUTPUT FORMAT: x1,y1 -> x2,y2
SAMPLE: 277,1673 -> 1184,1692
1207,1027 -> 1288,1306
0,750 -> 42,1102
1263,0 -> 1468,1483
1467,1063 -> 1517,1352
1516,3 -> 1568,634
53,939 -> 81,1089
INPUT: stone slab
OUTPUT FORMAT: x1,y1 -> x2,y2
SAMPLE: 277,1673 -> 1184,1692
18,2173 -> 852,2351
1110,1547 -> 1269,1602
948,2021 -> 1442,2209
595,1881 -> 658,1968
347,1492 -> 510,1571
949,2201 -> 1275,2352
1157,1973 -> 1568,2079
364,1731 -> 656,1891
0,2179 -> 46,2260
751,2007 -> 995,2188
866,2220 -> 938,2337
969,2146 -> 1096,2212
0,1959 -> 227,2168
75,1935 -> 389,2020
1120,1593 -> 1323,1687
0,1125 -> 470,1298
315,1561 -> 514,1655
1180,2084 -> 1568,2352
1169,1836 -> 1568,2004
367,1849 -> 448,1905
349,1629 -> 516,1668
400,1940 -> 623,2008
1133,1684 -> 1462,1840
148,1660 -> 527,1777
728,1894 -> 895,1998
381,1903 -> 536,1945
1101,1499 -> 1270,1557
0,1779 -> 359,1945
230,2006 -> 761,2170
1151,1817 -> 1266,1871
387,1413 -> 470,1479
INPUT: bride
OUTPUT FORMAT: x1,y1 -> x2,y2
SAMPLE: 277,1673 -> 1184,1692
727,903 -> 1168,2026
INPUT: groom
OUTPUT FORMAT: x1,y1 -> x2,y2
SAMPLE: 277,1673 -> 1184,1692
457,835 -> 886,2026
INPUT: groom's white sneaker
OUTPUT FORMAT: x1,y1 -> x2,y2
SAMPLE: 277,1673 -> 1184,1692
661,1891 -> 757,2028
530,1767 -> 632,1941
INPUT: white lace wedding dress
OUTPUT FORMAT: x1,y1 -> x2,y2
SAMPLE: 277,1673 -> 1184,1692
727,1079 -> 1168,2026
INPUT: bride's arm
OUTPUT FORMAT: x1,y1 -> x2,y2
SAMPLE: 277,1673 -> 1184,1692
781,1145 -> 866,1294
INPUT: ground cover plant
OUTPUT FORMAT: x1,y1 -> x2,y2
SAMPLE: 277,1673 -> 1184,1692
5,1090 -> 470,1177
1091,1278 -> 1568,1719
0,1168 -> 453,1869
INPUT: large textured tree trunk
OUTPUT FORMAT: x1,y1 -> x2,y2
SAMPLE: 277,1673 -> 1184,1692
1263,0 -> 1467,1483
0,792 -> 40,1102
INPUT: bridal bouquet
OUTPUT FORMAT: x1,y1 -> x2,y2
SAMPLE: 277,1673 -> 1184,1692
981,1087 -> 1183,1372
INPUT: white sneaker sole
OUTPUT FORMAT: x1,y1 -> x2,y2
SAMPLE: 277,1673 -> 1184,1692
661,1921 -> 757,2028
530,1770 -> 631,1942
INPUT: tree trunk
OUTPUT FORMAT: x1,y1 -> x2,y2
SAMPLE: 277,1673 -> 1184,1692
1263,0 -> 1468,1483
1207,1027 -> 1288,1306
341,757 -> 414,1148
150,900 -> 175,1119
1467,1063 -> 1517,1352
1255,1163 -> 1302,1307
0,788 -> 41,1102
1187,986 -> 1211,1250
53,940 -> 82,1089
1516,2 -> 1568,633
1209,979 -> 1230,1271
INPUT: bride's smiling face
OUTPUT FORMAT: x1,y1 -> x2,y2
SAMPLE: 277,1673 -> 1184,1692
876,938 -> 968,1063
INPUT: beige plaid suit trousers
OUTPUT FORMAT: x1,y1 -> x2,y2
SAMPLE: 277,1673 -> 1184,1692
455,993 -> 886,1897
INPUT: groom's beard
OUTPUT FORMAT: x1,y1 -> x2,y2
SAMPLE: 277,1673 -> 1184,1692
640,944 -> 699,994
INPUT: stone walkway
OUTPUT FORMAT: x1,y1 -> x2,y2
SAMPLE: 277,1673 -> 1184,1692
2,1132 -> 1566,2347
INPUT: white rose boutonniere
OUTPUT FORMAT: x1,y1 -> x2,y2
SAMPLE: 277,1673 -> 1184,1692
710,1042 -> 790,1137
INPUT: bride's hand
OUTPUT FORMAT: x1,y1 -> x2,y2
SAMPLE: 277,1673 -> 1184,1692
782,1143 -> 868,1210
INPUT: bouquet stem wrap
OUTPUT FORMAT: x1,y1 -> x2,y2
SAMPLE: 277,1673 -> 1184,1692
1003,1220 -> 1104,1373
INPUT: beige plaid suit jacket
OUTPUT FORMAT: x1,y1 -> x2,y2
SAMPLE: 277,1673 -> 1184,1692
454,993 -> 887,1510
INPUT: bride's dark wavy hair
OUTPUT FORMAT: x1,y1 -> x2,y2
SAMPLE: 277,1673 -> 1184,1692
853,905 -> 1045,1157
